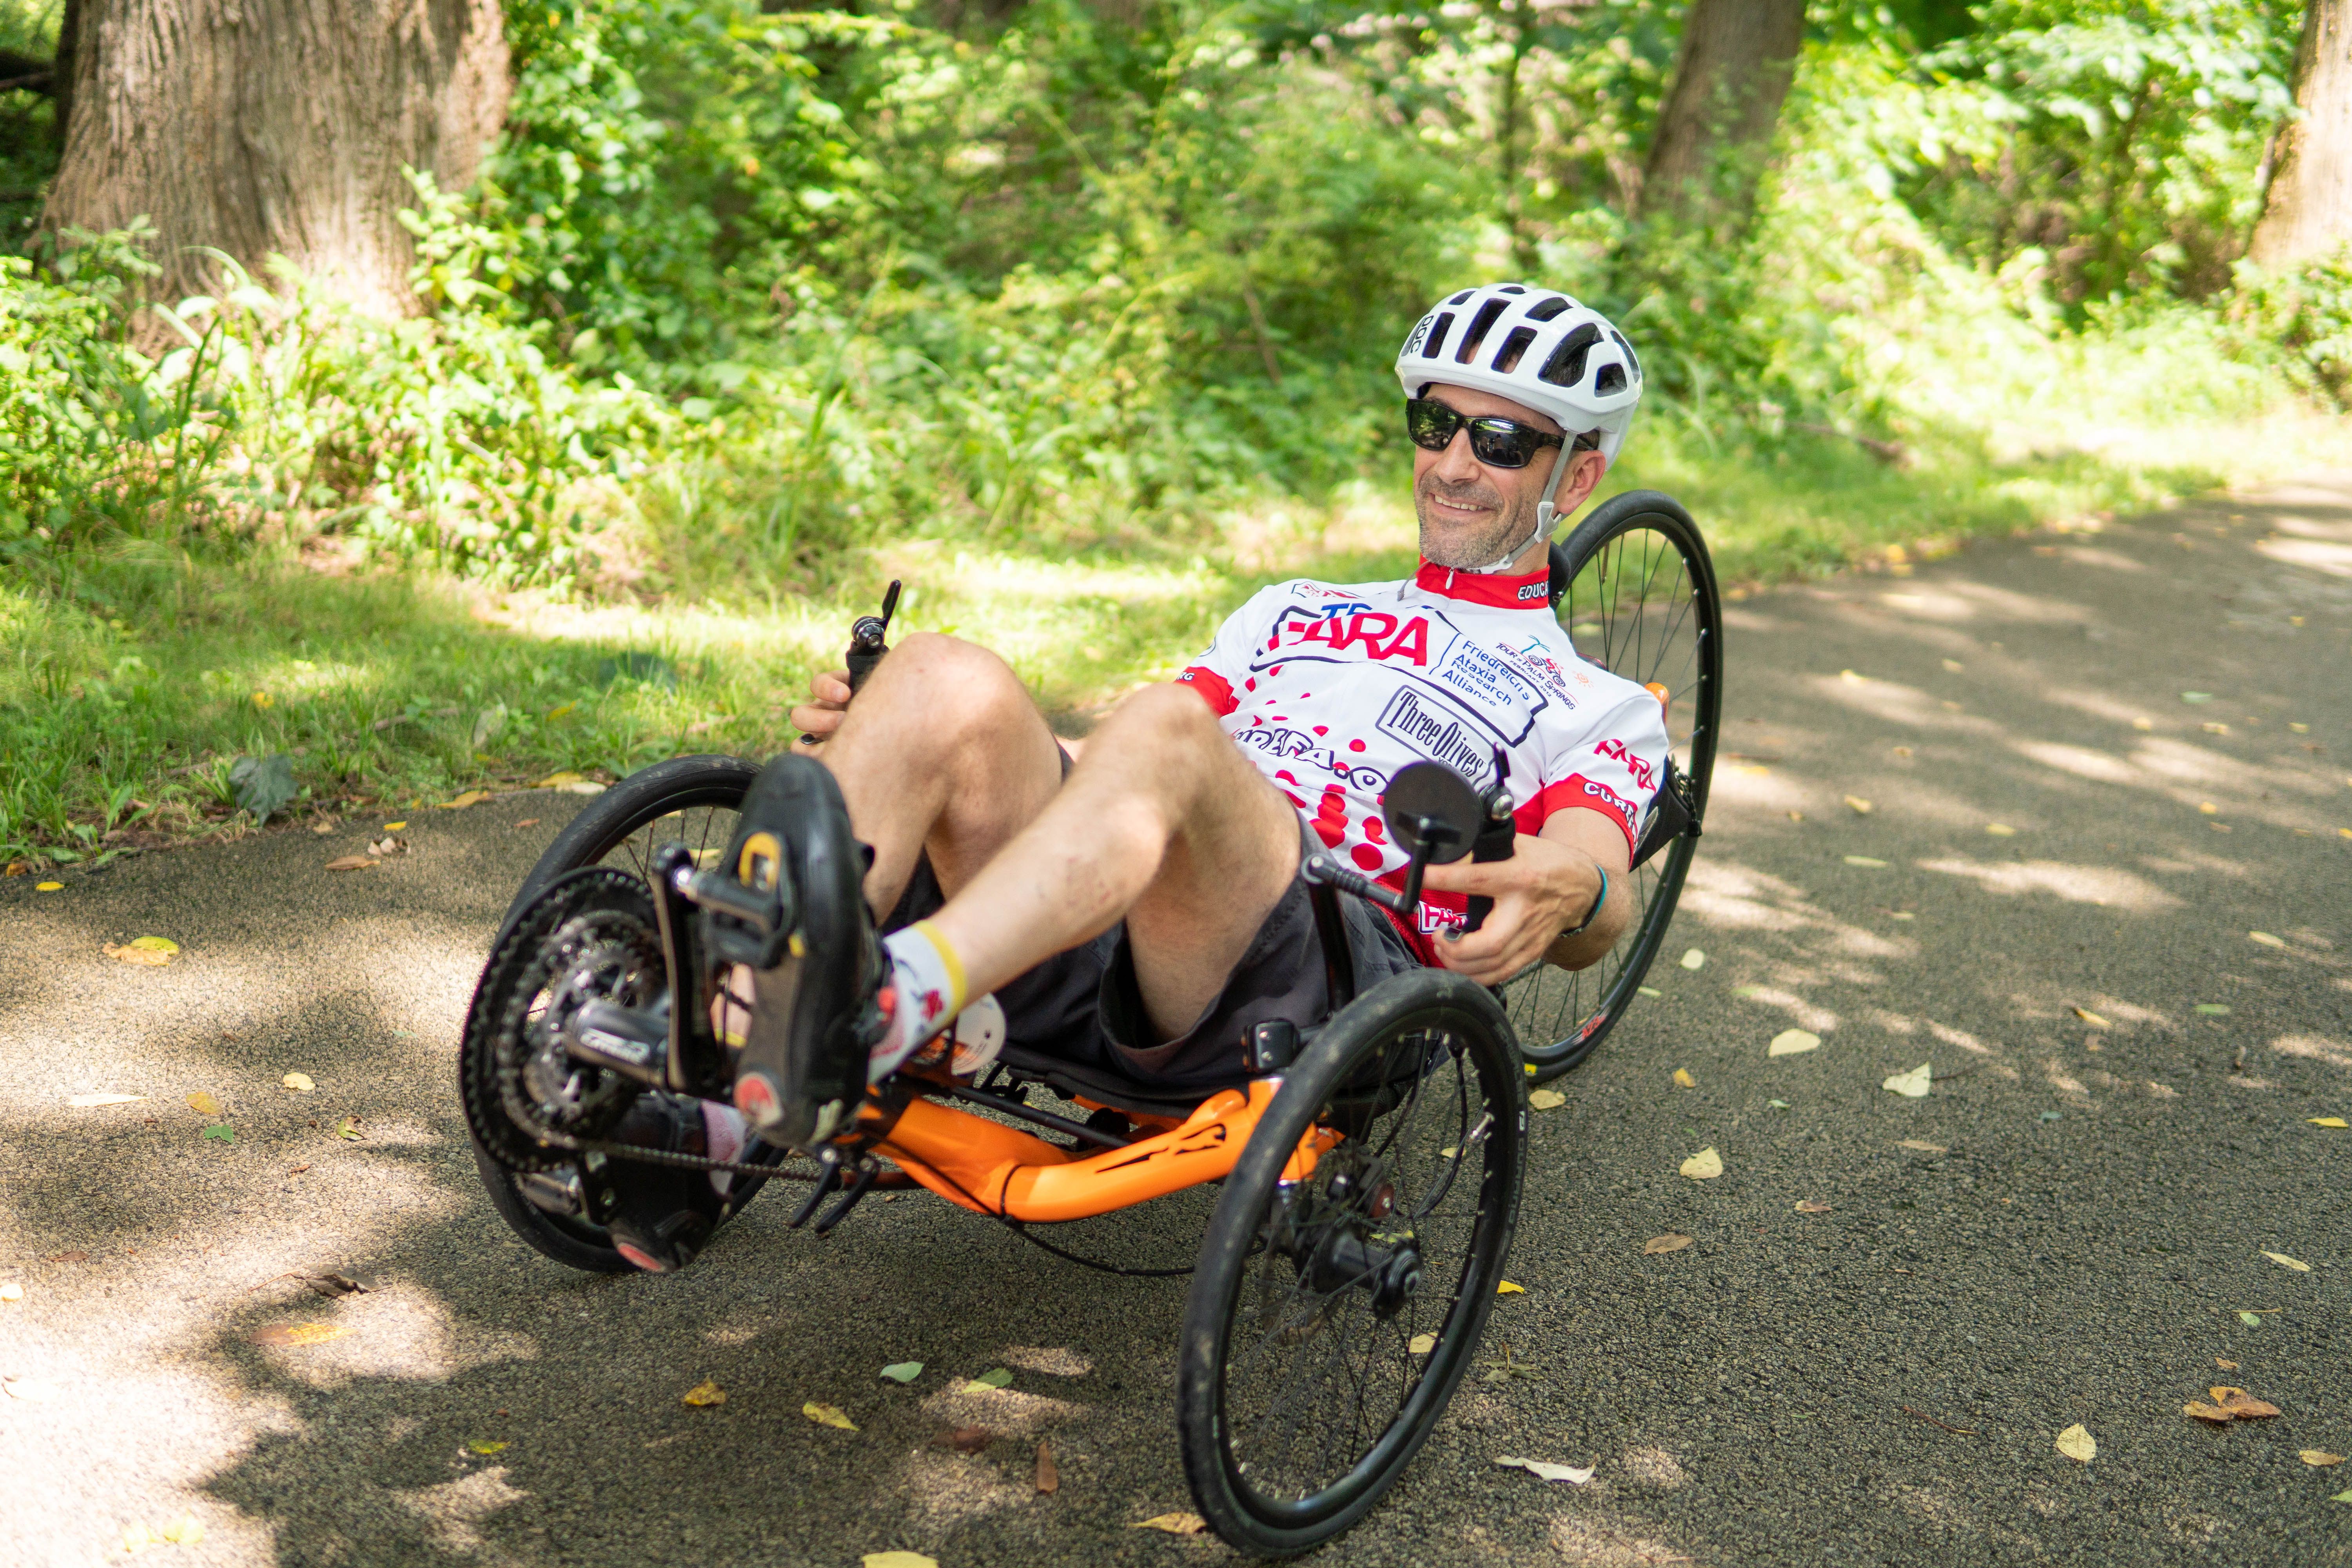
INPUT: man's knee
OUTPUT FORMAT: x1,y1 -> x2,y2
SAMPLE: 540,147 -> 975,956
867,632 -> 1036,742
1086,682 -> 1230,771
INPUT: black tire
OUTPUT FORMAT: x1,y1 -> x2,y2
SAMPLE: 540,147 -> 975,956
1179,971 -> 1526,1556
469,754 -> 765,1272
1507,492 -> 1721,1083
496,753 -> 764,949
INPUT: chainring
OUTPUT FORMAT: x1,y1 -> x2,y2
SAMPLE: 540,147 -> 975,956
460,867 -> 668,1174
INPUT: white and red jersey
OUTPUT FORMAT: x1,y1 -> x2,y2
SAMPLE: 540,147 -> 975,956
1178,559 -> 1670,963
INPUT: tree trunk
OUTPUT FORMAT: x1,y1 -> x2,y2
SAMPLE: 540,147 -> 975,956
2251,0 -> 2352,269
43,0 -> 509,317
1637,0 -> 1807,226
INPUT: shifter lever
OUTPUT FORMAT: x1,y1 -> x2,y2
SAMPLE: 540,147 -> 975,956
846,579 -> 902,695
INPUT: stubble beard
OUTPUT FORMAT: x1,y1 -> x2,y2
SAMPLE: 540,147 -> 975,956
1415,469 -> 1538,570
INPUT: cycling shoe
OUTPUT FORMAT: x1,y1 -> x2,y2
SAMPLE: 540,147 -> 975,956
693,753 -> 885,1151
601,1092 -> 759,1274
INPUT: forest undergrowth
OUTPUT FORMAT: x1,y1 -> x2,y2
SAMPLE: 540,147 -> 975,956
4,0 -> 2351,869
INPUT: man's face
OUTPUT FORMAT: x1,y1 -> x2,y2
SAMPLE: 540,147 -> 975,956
1411,383 -> 1602,571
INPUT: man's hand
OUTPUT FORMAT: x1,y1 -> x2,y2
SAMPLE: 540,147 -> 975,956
1416,809 -> 1630,985
789,668 -> 855,754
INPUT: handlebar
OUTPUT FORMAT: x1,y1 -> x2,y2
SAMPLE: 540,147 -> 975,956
1299,849 -> 1416,918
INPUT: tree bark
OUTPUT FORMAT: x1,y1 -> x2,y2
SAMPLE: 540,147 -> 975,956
43,0 -> 510,317
2251,0 -> 2352,269
1637,0 -> 1806,226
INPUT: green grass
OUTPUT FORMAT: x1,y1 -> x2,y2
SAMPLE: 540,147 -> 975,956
5,410 -> 2347,872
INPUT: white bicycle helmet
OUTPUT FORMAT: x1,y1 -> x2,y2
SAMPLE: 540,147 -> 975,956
1394,283 -> 1644,568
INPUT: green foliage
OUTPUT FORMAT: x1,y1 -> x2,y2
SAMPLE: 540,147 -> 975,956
1906,0 -> 2297,307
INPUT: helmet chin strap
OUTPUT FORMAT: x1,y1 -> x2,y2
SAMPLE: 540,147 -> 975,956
1459,449 -> 1574,574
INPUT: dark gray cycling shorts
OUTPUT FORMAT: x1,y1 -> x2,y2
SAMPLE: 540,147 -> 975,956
880,769 -> 1419,1092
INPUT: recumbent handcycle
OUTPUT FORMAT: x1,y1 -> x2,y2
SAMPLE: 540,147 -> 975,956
457,491 -> 1720,1556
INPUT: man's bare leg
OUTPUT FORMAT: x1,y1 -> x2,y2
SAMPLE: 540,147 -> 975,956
923,684 -> 1301,1042
789,632 -> 1067,916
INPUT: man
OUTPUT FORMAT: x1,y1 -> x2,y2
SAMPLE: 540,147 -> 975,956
599,282 -> 1662,1273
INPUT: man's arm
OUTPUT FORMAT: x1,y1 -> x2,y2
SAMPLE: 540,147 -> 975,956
1416,808 -> 1632,987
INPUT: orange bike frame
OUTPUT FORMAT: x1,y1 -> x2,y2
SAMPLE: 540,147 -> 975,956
857,1079 -> 1337,1223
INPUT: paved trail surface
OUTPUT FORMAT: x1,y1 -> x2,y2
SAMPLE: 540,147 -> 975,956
5,478 -> 2350,1568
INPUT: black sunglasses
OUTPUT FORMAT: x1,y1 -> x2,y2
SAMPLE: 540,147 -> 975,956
1404,397 -> 1563,468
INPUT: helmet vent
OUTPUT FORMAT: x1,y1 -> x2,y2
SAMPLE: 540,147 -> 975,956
1594,361 -> 1628,396
1498,285 -> 1525,294
1525,296 -> 1569,321
1537,323 -> 1603,388
1455,299 -> 1509,365
1421,312 -> 1455,360
1448,290 -> 1475,305
1610,328 -> 1642,379
1491,326 -> 1538,375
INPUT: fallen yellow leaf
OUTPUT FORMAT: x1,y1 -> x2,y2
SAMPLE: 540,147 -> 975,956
1680,1147 -> 1724,1180
1985,822 -> 2016,836
2184,1399 -> 2234,1423
34,881 -> 62,891
2249,931 -> 2287,948
681,1381 -> 728,1407
67,1093 -> 143,1107
1408,1332 -> 1436,1354
1642,1233 -> 1693,1255
2054,1423 -> 2096,1463
122,1523 -> 154,1553
1528,1089 -> 1566,1111
802,1401 -> 856,1430
1131,1514 -> 1208,1536
247,1323 -> 346,1347
2304,1451 -> 2347,1468
1672,1067 -> 1697,1088
1768,1029 -> 1820,1057
324,855 -> 374,873
2212,1386 -> 2281,1418
1795,1200 -> 1832,1214
2261,1251 -> 2312,1272
864,1555 -> 940,1568
281,1073 -> 315,1093
104,937 -> 179,966
158,1515 -> 202,1546
1844,795 -> 1873,814
2073,1006 -> 2111,1028
1882,1062 -> 1933,1098
534,772 -> 586,789
1496,1281 -> 1527,1295
381,821 -> 407,832
2310,1118 -> 2349,1128
1898,1139 -> 1947,1153
2199,802 -> 2220,814
187,1091 -> 221,1116
468,1439 -> 509,1455
439,791 -> 490,810
0,1283 -> 22,1302
1679,947 -> 1705,970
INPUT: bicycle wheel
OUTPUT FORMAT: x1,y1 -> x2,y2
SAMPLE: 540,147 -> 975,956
469,754 -> 765,1272
1179,971 -> 1524,1556
1508,491 -> 1720,1082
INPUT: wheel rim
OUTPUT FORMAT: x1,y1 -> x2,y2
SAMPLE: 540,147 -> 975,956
1508,512 -> 1720,1068
1214,1019 -> 1515,1526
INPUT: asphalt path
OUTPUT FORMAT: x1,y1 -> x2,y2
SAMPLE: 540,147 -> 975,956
4,477 -> 2350,1568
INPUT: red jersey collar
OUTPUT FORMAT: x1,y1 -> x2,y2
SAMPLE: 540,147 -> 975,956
1413,558 -> 1552,610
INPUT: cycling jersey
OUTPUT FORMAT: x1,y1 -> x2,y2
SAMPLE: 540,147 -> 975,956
1179,559 -> 1671,963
